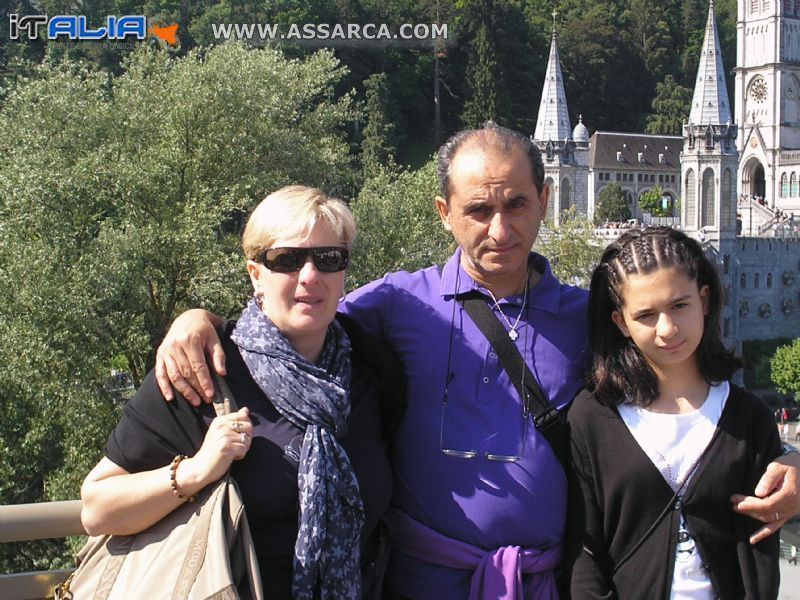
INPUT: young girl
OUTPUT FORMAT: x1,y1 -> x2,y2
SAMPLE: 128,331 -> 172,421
567,227 -> 780,599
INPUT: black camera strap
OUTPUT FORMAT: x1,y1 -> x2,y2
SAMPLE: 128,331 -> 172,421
460,291 -> 566,469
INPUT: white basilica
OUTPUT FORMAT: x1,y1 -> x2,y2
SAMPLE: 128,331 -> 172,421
533,0 -> 800,342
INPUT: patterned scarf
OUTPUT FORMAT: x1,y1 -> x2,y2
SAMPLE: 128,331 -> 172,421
231,299 -> 364,600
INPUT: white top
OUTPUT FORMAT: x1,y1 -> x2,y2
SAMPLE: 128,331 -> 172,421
618,381 -> 729,600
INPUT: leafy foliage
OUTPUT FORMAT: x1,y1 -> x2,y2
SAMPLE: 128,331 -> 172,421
645,75 -> 692,135
460,22 -> 497,128
771,339 -> 800,397
594,183 -> 631,224
742,338 -> 793,389
1,0 -> 741,162
0,42 -> 354,572
361,72 -> 397,172
348,160 -> 453,289
638,186 -> 673,217
536,207 -> 599,287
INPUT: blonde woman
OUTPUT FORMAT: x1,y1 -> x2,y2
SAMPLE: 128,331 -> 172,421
81,186 -> 398,599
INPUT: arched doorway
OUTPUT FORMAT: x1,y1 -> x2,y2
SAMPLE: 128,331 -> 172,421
742,158 -> 766,199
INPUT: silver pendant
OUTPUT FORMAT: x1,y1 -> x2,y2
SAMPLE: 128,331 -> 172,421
509,329 -> 519,341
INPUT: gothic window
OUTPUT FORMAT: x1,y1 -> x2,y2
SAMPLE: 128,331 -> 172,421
782,173 -> 789,197
702,168 -> 715,228
722,169 -> 733,227
741,273 -> 747,288
724,255 -> 730,274
705,127 -> 714,150
544,178 -> 555,223
560,178 -> 571,211
792,172 -> 799,196
685,169 -> 696,229
767,272 -> 773,288
788,77 -> 800,125
755,273 -> 761,288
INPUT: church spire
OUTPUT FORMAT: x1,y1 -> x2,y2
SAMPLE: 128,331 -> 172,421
688,0 -> 732,126
533,7 -> 572,143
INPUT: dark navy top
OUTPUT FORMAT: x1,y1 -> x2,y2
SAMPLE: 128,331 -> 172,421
105,316 -> 396,599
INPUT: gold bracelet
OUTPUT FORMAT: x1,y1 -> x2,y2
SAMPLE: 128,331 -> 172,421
169,454 -> 196,502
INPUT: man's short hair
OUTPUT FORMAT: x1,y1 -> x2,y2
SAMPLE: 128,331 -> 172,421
436,122 -> 545,200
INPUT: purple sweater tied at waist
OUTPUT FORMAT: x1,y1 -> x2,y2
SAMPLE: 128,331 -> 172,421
385,508 -> 563,600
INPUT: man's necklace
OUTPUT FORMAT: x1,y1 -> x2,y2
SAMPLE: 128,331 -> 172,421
484,271 -> 530,341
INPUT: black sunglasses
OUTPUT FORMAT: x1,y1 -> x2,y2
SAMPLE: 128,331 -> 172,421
255,246 -> 349,273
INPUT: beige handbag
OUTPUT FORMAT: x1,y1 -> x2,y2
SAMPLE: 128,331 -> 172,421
55,375 -> 264,600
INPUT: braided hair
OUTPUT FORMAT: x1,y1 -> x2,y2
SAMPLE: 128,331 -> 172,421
587,226 -> 741,407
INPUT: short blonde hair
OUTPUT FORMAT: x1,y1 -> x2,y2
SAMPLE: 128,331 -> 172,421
242,185 -> 356,260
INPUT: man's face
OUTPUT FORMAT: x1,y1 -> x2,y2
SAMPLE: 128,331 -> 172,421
435,146 -> 548,293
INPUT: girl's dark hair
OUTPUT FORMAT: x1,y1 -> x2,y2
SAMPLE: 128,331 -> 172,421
436,121 -> 545,200
587,226 -> 742,407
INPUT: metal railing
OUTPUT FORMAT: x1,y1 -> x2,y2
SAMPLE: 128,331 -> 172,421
0,500 -> 84,600
3,499 -> 800,599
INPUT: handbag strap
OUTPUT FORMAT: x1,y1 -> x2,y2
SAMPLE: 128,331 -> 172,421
460,291 -> 566,468
212,372 -> 238,417
170,373 -> 241,598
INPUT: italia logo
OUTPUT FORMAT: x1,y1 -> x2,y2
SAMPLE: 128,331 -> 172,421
9,14 -> 179,46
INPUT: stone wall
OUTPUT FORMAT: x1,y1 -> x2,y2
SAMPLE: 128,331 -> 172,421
734,237 -> 800,339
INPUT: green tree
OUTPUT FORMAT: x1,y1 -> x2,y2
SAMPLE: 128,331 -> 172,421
638,186 -> 673,217
624,0 -> 677,86
560,7 -> 651,133
771,339 -> 800,397
349,160 -> 453,289
594,183 -> 631,224
361,72 -> 397,172
645,75 -> 692,135
536,206 -> 600,287
0,42 -> 355,572
460,22 -> 497,128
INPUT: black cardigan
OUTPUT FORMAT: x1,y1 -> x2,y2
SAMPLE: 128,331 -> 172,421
566,385 -> 780,599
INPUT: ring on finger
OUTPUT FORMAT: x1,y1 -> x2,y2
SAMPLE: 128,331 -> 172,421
240,432 -> 249,444
776,511 -> 781,521
233,420 -> 241,433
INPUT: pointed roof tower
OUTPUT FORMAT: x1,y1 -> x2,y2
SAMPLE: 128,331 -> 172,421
689,0 -> 732,126
534,8 -> 572,143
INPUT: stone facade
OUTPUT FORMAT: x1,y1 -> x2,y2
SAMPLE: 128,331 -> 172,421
736,0 -> 800,213
734,238 -> 800,339
532,0 -> 800,342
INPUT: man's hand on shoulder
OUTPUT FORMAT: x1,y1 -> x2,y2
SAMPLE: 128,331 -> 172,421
732,452 -> 800,544
155,309 -> 226,406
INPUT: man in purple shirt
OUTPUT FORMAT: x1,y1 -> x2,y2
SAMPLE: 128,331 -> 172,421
155,124 -> 800,598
